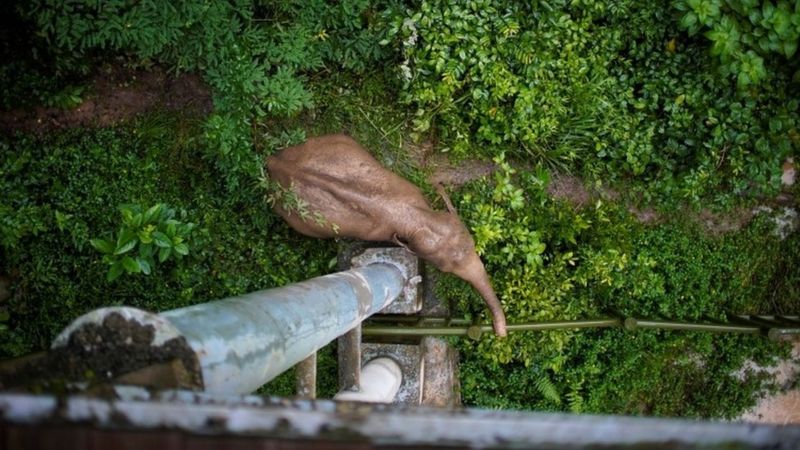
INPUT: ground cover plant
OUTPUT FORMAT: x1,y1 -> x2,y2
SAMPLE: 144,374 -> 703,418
443,157 -> 796,417
675,0 -> 800,88
388,0 -> 799,208
1,0 -> 797,417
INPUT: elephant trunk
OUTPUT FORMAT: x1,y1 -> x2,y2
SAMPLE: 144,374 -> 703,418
460,260 -> 507,337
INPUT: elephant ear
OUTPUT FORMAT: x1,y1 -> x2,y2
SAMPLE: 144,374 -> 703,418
435,183 -> 457,215
392,233 -> 414,254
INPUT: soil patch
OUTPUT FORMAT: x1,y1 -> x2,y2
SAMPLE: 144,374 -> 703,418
546,173 -> 596,208
404,141 -> 497,188
430,156 -> 496,187
0,65 -> 212,134
0,312 -> 201,391
693,207 -> 756,235
739,340 -> 800,424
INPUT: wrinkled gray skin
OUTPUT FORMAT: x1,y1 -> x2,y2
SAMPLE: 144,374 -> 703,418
266,134 -> 507,337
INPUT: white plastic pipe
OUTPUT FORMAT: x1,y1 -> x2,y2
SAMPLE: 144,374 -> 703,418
334,358 -> 402,403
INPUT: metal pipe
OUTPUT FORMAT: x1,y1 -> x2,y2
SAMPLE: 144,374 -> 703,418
624,318 -> 761,333
53,262 -> 407,395
724,315 -> 800,339
334,357 -> 402,403
362,316 -> 793,339
368,316 -> 472,326
161,263 -> 405,394
362,319 -> 621,339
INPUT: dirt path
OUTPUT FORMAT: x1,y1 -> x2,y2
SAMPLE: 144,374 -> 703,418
0,65 -> 212,134
417,144 -> 797,236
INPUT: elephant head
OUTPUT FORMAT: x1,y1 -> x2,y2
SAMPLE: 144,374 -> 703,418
399,208 -> 507,337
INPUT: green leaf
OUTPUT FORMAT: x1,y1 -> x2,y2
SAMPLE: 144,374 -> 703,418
138,225 -> 155,244
137,258 -> 151,275
107,261 -> 124,282
159,246 -> 172,263
783,39 -> 798,58
179,222 -> 195,235
534,374 -> 561,405
90,238 -> 114,254
174,243 -> 189,256
120,206 -> 135,225
116,228 -> 136,247
122,256 -> 141,273
115,234 -> 138,255
54,211 -> 72,231
144,204 -> 162,223
763,1 -> 775,20
152,231 -> 171,248
139,243 -> 154,258
131,213 -> 143,228
680,11 -> 699,33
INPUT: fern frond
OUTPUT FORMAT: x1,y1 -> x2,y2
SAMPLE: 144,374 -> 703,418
567,388 -> 584,413
534,374 -> 561,406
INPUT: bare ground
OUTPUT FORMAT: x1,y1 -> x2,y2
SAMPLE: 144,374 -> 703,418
739,340 -> 800,425
404,141 -> 497,188
0,65 -> 212,134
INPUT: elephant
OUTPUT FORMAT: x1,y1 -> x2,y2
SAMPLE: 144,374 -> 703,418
266,134 -> 507,337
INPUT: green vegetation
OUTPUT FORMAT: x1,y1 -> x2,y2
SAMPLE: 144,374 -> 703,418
0,126 -> 335,357
445,160 -> 795,417
1,0 -> 797,419
90,203 -> 196,282
675,0 -> 800,87
387,0 -> 799,207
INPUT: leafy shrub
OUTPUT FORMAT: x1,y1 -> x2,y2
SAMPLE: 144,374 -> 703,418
388,0 -> 799,207
445,158 -> 793,417
439,155 -> 634,372
20,0 -> 401,194
261,0 -> 399,73
607,2 -> 798,206
675,0 -> 800,87
0,125 -> 335,358
386,0 -> 627,164
90,203 -> 195,282
0,2 -> 89,109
